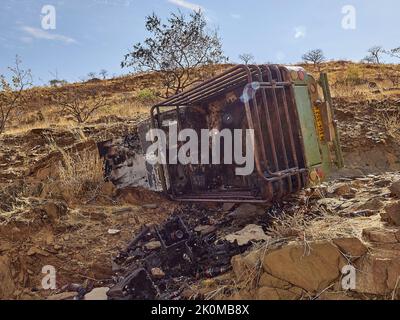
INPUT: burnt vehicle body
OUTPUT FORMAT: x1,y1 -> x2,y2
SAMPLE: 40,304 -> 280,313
99,64 -> 343,203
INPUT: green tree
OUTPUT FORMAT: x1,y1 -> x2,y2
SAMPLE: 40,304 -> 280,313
122,10 -> 227,97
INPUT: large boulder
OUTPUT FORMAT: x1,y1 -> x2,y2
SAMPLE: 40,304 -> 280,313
262,242 -> 346,293
355,250 -> 400,296
382,201 -> 400,226
362,227 -> 400,244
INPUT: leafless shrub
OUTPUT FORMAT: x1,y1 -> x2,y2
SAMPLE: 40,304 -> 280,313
54,90 -> 110,123
0,56 -> 32,133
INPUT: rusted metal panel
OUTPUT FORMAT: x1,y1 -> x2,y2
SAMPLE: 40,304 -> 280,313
293,85 -> 322,167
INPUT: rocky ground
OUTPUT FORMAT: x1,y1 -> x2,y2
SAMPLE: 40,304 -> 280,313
1,63 -> 400,300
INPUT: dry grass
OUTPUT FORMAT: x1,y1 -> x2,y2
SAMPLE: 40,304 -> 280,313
266,205 -> 311,239
380,109 -> 400,140
306,209 -> 382,241
57,148 -> 105,201
96,99 -> 151,120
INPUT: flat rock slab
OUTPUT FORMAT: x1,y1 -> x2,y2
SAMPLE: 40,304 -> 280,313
225,224 -> 269,246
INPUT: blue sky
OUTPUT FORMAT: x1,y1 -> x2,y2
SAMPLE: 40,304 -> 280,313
1,0 -> 399,85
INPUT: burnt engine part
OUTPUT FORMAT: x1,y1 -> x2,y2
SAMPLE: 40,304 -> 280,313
109,209 -> 248,300
107,268 -> 158,300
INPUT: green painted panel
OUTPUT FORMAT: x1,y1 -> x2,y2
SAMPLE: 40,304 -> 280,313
294,85 -> 322,167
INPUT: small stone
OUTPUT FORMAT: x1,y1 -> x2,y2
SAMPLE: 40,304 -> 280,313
107,229 -> 121,235
151,268 -> 165,279
144,241 -> 161,251
84,287 -> 109,300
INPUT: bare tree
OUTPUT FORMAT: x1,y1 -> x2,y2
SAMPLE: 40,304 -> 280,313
384,47 -> 400,60
0,56 -> 32,133
302,49 -> 325,70
364,46 -> 384,64
87,72 -> 97,79
99,69 -> 108,80
238,53 -> 255,65
121,11 -> 228,97
54,90 -> 109,123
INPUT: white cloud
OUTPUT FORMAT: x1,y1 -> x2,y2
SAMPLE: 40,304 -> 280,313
294,26 -> 307,39
167,0 -> 204,11
21,26 -> 77,44
230,13 -> 241,19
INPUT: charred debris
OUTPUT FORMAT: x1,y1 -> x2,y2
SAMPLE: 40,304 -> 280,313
106,203 -> 285,300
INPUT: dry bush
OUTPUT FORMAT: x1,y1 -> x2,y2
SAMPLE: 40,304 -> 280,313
57,149 -> 105,201
266,206 -> 311,239
54,89 -> 110,123
380,109 -> 400,140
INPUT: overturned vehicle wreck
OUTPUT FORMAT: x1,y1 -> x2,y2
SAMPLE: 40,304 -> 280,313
101,64 -> 344,300
99,64 -> 343,203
